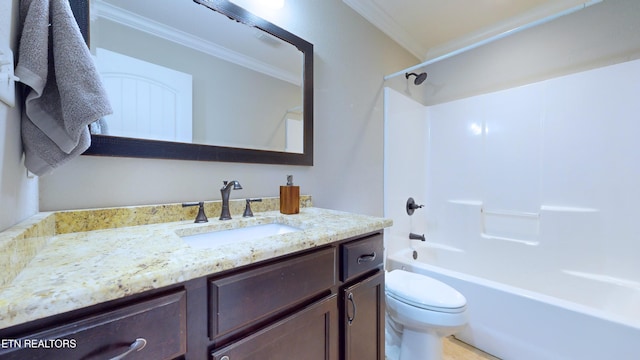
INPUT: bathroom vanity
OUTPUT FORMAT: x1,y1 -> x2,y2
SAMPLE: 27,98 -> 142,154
0,202 -> 390,360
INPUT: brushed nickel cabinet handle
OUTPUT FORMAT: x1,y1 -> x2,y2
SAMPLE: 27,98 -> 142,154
109,338 -> 147,360
357,252 -> 376,264
347,292 -> 357,325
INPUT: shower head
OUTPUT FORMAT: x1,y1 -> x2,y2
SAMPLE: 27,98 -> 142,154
405,72 -> 428,85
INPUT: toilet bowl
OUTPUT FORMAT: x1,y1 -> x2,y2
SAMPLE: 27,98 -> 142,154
385,269 -> 468,360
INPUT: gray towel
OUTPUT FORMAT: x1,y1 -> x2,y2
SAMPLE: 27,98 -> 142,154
16,0 -> 112,176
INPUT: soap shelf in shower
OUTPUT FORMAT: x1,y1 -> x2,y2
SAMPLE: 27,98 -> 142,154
480,207 -> 540,246
480,208 -> 539,219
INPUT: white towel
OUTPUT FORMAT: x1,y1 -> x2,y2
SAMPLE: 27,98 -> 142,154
16,0 -> 112,176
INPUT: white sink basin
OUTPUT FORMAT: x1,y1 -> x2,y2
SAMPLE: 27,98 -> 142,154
180,223 -> 302,249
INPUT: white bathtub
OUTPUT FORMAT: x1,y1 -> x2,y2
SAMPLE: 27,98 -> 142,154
386,243 -> 640,360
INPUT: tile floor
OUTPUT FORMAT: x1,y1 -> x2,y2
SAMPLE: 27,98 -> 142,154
443,337 -> 500,360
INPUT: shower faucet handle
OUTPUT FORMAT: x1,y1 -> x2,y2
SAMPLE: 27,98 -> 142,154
406,197 -> 424,215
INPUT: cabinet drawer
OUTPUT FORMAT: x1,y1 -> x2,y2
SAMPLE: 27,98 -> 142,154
211,295 -> 339,360
341,233 -> 384,282
209,246 -> 336,339
0,290 -> 187,360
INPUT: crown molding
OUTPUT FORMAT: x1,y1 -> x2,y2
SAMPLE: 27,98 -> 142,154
93,1 -> 300,85
342,0 -> 426,60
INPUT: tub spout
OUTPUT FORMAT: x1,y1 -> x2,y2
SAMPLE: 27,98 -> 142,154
409,233 -> 425,241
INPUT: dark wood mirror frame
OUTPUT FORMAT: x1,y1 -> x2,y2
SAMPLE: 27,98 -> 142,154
69,0 -> 313,165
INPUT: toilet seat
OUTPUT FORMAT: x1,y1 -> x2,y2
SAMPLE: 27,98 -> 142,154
386,270 -> 466,313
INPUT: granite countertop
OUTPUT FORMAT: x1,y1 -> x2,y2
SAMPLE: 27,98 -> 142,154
0,202 -> 391,330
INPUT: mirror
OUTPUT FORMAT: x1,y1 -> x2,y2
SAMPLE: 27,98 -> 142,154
70,0 -> 313,165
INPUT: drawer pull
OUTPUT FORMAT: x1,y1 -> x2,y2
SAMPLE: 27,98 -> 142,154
347,292 -> 357,325
109,338 -> 147,360
357,252 -> 377,264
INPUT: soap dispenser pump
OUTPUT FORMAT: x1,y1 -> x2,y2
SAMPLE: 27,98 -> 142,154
280,175 -> 300,214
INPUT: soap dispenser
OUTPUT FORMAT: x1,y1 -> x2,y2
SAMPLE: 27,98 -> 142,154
280,175 -> 300,214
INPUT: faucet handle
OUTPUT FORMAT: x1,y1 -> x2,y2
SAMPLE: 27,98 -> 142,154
406,197 -> 424,215
243,198 -> 263,217
182,202 -> 209,223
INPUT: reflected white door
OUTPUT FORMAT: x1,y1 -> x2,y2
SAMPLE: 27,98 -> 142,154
94,48 -> 193,143
285,118 -> 303,153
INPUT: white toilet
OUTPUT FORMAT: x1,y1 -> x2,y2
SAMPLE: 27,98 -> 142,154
385,269 -> 468,360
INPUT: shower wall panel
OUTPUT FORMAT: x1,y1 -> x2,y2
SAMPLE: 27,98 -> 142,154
383,88 -> 428,256
384,58 -> 640,283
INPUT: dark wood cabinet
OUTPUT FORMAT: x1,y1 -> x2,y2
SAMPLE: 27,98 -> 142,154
0,231 -> 385,360
340,233 -> 384,282
209,247 -> 336,341
0,290 -> 186,360
339,233 -> 385,360
211,294 -> 339,360
208,233 -> 385,360
342,270 -> 385,360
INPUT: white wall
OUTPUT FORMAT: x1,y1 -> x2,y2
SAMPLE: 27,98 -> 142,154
383,88 -> 428,256
0,0 -> 38,232
38,0 -> 422,214
385,58 -> 640,283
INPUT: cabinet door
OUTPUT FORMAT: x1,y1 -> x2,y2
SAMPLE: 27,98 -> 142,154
342,270 -> 385,360
211,295 -> 338,360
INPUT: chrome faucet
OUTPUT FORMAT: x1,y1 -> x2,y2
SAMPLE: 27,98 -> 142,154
219,180 -> 242,220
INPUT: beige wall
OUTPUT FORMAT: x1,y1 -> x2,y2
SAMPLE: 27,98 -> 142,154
0,0 -> 38,232
420,0 -> 640,105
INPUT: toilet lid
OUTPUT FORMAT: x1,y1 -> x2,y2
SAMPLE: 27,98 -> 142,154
385,269 -> 466,313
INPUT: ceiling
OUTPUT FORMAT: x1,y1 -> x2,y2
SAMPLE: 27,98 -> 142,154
343,0 -> 593,61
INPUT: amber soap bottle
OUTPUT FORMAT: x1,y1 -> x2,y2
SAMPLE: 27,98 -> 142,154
280,175 -> 300,214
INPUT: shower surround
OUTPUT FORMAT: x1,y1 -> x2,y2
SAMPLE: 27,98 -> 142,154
383,58 -> 640,359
